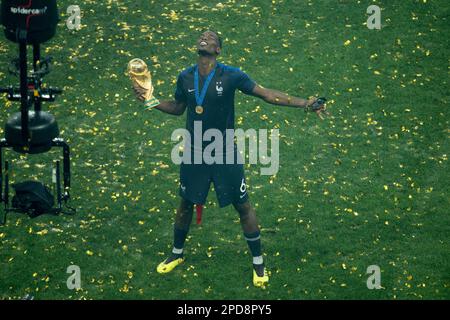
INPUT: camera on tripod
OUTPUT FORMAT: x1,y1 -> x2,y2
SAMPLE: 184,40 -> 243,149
0,0 -> 73,224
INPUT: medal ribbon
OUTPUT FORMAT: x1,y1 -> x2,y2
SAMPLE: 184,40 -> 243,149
194,64 -> 216,107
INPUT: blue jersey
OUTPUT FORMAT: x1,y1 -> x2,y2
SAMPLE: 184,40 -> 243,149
175,62 -> 256,138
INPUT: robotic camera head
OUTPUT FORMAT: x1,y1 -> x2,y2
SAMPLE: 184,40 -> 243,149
0,0 -> 61,154
0,0 -> 59,44
0,1 -> 72,222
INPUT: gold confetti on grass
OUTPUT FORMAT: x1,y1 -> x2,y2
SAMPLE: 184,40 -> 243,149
0,0 -> 447,301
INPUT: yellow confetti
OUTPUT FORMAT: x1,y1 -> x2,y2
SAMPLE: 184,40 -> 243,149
169,10 -> 179,21
36,229 -> 48,236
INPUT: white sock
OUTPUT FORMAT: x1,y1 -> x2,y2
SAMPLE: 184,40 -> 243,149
172,247 -> 183,255
253,256 -> 264,265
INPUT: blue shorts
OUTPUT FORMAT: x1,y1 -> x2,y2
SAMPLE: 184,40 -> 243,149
179,162 -> 248,208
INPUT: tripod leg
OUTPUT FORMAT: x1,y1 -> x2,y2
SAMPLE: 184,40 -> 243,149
0,148 -> 3,225
56,160 -> 61,210
2,161 -> 9,225
62,142 -> 71,197
33,44 -> 42,112
4,161 -> 9,208
0,141 -> 9,225
0,145 -> 3,204
19,39 -> 30,144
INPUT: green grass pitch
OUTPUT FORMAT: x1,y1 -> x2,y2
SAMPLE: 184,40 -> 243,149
0,0 -> 448,299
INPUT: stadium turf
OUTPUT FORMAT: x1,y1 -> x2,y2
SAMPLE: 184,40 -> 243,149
0,0 -> 448,299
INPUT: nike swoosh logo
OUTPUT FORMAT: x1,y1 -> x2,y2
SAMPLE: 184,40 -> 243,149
240,193 -> 247,199
188,89 -> 195,92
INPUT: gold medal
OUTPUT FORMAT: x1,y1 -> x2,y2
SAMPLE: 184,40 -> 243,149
195,105 -> 204,114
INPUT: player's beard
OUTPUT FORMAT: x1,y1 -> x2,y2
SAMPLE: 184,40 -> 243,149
197,49 -> 214,57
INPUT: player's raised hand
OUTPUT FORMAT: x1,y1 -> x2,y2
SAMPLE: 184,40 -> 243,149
132,83 -> 147,102
306,97 -> 329,120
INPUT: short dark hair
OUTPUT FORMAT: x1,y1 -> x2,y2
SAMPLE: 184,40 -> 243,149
217,34 -> 223,48
206,30 -> 222,48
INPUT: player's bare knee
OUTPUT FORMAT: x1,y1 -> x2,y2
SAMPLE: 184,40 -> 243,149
179,198 -> 194,212
234,201 -> 252,219
176,199 -> 193,224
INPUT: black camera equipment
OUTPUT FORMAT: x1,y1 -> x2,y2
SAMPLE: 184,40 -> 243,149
0,0 -> 72,224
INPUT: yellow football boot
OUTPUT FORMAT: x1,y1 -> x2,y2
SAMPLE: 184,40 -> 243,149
156,257 -> 185,274
253,268 -> 269,288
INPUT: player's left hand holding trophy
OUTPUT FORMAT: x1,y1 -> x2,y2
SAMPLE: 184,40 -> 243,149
127,58 -> 160,110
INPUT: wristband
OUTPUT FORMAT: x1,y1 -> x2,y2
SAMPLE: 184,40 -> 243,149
144,97 -> 160,110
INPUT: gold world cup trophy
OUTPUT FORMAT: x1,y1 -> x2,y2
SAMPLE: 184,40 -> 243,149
127,58 -> 160,110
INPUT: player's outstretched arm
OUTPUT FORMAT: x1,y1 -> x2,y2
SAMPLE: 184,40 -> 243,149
133,85 -> 187,116
252,85 -> 311,108
251,85 -> 328,119
154,100 -> 187,116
